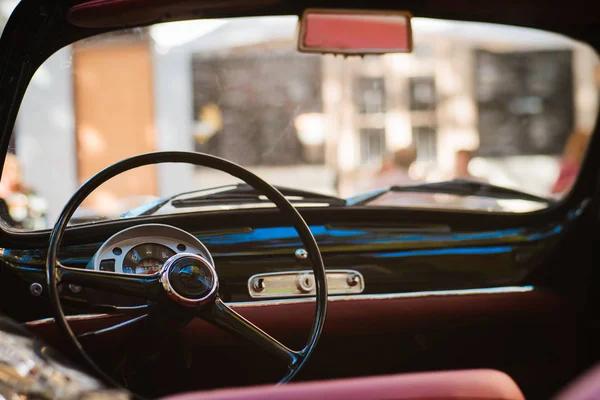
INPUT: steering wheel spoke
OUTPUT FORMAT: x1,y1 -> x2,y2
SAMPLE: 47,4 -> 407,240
77,314 -> 149,340
56,263 -> 162,300
88,304 -> 152,314
199,298 -> 302,367
59,297 -> 152,315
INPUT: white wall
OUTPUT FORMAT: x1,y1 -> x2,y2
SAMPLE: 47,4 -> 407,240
16,47 -> 78,224
152,46 -> 195,198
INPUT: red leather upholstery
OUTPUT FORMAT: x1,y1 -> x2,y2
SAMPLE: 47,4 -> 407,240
161,369 -> 524,400
553,363 -> 600,400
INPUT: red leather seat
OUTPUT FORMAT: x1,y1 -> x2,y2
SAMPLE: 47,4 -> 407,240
553,363 -> 600,400
161,369 -> 525,400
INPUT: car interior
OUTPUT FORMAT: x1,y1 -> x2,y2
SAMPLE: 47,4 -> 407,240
0,0 -> 599,399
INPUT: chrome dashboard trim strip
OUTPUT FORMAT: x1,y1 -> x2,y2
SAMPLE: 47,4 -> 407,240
24,286 -> 535,325
232,285 -> 535,307
26,313 -> 113,326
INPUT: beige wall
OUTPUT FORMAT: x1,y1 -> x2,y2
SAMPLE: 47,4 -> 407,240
73,41 -> 157,215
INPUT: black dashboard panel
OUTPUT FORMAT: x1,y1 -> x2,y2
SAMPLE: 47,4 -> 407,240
0,211 -> 563,318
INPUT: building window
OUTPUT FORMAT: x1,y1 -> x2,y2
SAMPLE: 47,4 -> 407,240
191,52 -> 323,165
475,49 -> 574,156
354,77 -> 386,114
409,77 -> 436,111
360,128 -> 386,164
412,126 -> 437,162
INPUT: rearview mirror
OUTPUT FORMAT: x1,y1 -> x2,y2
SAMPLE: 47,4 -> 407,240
297,9 -> 413,55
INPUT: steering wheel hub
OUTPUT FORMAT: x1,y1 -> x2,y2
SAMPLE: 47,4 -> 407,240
160,253 -> 218,307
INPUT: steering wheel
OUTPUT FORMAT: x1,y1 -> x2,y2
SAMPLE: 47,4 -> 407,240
45,151 -> 328,393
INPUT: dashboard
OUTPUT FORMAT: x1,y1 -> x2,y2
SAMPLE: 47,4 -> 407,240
0,208 -> 573,400
0,209 -> 563,323
86,224 -> 214,275
2,215 -> 566,399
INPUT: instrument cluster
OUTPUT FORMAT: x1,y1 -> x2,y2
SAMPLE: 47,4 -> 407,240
86,224 -> 213,275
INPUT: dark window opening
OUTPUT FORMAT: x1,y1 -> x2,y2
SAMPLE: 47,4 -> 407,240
360,128 -> 386,164
354,77 -> 386,114
475,49 -> 574,156
192,52 -> 324,165
412,126 -> 437,162
409,77 -> 436,111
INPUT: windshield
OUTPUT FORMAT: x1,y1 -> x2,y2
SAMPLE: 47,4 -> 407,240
4,15 -> 598,230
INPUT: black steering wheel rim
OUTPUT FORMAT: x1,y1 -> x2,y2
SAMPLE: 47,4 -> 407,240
46,151 -> 328,393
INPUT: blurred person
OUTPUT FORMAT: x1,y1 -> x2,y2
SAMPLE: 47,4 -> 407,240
369,145 -> 419,189
0,153 -> 21,197
453,149 -> 486,182
336,146 -> 420,197
551,129 -> 589,195
0,154 -> 47,229
431,149 -> 485,182
341,145 -> 434,207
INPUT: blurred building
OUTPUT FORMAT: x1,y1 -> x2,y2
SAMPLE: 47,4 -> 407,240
7,16 -> 600,223
322,21 -> 599,196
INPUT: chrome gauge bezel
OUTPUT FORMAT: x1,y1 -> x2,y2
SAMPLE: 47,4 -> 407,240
87,223 -> 214,274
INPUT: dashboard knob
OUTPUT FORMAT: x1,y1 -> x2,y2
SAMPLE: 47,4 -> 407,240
347,273 -> 360,287
29,282 -> 43,297
296,273 -> 315,293
295,248 -> 308,260
252,278 -> 266,293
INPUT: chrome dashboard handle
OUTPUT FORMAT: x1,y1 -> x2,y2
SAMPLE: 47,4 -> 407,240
248,269 -> 364,299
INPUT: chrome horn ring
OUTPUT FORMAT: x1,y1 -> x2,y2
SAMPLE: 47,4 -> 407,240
159,253 -> 218,307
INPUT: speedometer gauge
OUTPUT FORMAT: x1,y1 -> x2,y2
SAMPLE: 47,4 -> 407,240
122,243 -> 175,274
